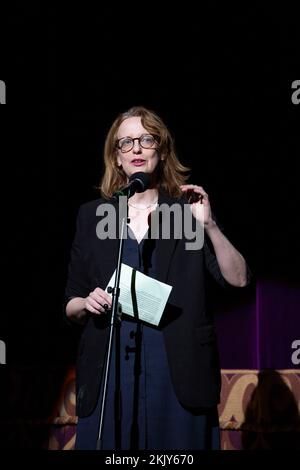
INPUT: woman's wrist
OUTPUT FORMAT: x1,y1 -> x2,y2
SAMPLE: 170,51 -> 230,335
66,297 -> 88,321
204,218 -> 217,233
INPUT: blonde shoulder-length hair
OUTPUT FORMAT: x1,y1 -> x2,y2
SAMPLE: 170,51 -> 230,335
99,106 -> 190,199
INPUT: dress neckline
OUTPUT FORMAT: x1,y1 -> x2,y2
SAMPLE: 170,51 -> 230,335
126,224 -> 149,246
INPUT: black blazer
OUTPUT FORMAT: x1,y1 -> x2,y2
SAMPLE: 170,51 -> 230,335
65,192 -> 236,418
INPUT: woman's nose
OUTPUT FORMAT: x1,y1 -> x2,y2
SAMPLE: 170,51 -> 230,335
132,140 -> 142,153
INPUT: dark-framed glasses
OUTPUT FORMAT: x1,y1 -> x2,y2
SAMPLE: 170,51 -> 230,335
116,134 -> 158,153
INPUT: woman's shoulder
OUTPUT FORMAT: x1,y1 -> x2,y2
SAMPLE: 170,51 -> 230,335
76,197 -> 116,221
79,197 -> 116,211
158,190 -> 185,206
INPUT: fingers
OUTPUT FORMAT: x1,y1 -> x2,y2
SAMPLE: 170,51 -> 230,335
94,287 -> 112,306
180,184 -> 208,196
180,185 -> 209,204
85,287 -> 112,315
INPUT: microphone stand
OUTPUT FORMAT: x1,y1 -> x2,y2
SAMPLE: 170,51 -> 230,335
96,194 -> 130,450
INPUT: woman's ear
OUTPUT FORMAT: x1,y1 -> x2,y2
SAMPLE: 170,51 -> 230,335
116,153 -> 122,167
159,151 -> 164,162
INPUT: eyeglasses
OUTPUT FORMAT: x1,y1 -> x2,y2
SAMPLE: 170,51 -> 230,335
116,134 -> 158,153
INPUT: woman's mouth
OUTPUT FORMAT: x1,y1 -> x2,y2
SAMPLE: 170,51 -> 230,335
131,159 -> 146,166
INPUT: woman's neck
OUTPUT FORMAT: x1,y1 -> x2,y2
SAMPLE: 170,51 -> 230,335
129,189 -> 158,207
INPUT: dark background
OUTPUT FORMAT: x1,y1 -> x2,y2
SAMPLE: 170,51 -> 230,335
1,5 -> 299,369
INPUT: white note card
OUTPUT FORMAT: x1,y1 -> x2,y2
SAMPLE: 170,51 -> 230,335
106,263 -> 172,326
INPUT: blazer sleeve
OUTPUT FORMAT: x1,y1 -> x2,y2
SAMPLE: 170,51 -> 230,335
64,205 -> 92,310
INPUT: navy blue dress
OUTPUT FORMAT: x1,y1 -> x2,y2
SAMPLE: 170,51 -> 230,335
75,228 -> 220,450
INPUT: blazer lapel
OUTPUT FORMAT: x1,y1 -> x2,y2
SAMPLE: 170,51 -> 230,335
155,191 -> 180,283
94,198 -> 120,286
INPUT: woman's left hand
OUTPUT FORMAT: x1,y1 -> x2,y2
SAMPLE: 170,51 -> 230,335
180,184 -> 214,228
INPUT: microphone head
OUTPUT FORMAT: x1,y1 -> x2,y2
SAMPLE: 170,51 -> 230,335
129,172 -> 150,193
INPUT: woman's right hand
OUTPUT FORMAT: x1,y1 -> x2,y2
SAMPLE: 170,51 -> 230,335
84,287 -> 112,315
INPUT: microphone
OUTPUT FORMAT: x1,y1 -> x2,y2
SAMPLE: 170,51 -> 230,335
113,172 -> 150,199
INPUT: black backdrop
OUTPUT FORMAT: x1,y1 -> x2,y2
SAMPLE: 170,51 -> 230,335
1,5 -> 299,370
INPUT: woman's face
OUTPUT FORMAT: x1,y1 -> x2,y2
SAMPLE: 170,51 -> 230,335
116,117 -> 160,179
